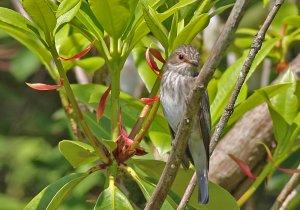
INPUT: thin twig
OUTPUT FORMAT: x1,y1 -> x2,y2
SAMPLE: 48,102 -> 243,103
177,173 -> 197,210
173,0 -> 285,208
209,0 -> 285,155
270,163 -> 300,210
144,1 -> 249,209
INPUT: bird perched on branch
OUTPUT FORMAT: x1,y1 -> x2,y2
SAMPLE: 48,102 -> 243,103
160,45 -> 211,204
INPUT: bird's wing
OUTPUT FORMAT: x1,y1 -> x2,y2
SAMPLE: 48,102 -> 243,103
199,90 -> 211,167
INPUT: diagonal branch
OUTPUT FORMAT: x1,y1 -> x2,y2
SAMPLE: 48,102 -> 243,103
144,0 -> 249,209
210,0 -> 285,154
178,0 -> 285,208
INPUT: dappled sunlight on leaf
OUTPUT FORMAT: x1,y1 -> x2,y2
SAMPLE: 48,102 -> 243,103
26,78 -> 64,90
58,40 -> 95,61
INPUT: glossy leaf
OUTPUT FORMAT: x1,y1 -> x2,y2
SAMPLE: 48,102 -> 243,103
143,6 -> 168,49
89,0 -> 132,39
128,0 -> 197,51
257,90 -> 290,145
94,176 -> 134,210
128,159 -> 239,209
56,0 -> 82,31
24,173 -> 88,210
0,8 -> 53,72
209,3 -> 234,18
26,79 -> 64,91
75,57 -> 105,73
22,0 -> 57,35
271,70 -> 298,124
73,1 -> 104,39
172,13 -> 209,50
211,38 -> 278,126
228,83 -> 291,127
59,140 -> 99,168
283,16 -> 300,28
168,12 -> 178,51
229,154 -> 257,180
158,0 -> 198,21
58,40 -> 95,61
128,168 -> 176,209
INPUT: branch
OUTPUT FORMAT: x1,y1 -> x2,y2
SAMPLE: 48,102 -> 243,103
208,53 -> 300,197
144,1 -> 249,209
177,0 -> 285,207
177,173 -> 197,210
209,0 -> 285,154
270,163 -> 300,210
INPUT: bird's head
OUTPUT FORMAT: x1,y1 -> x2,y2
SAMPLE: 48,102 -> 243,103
165,45 -> 200,75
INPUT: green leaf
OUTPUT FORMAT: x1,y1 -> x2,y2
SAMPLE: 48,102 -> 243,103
257,90 -> 291,145
209,3 -> 234,18
22,0 -> 57,36
228,83 -> 292,127
94,176 -> 134,210
75,57 -> 105,73
283,16 -> 300,28
59,140 -> 99,168
128,159 -> 239,210
56,0 -> 82,31
211,38 -> 278,126
73,1 -> 104,39
24,173 -> 88,210
143,5 -> 169,49
158,0 -> 198,21
271,69 -> 298,124
0,8 -> 53,73
168,12 -> 178,51
172,13 -> 209,50
271,3 -> 298,32
128,168 -> 176,209
127,0 -> 197,51
58,33 -> 90,59
89,0 -> 131,39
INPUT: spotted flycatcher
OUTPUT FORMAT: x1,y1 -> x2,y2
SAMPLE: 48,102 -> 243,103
160,45 -> 211,204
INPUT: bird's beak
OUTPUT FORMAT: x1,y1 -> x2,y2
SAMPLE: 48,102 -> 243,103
189,60 -> 199,67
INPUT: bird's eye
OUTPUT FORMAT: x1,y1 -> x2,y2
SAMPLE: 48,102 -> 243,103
178,54 -> 184,60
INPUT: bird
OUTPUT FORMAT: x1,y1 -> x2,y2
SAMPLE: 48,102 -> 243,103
160,45 -> 211,204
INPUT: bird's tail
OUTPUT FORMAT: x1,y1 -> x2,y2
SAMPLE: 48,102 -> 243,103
197,169 -> 209,204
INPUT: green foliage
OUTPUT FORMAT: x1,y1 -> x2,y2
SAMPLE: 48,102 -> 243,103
1,0 -> 300,209
94,176 -> 134,210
